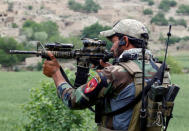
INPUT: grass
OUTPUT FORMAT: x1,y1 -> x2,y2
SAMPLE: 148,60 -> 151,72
0,71 -> 51,131
0,71 -> 188,130
168,74 -> 189,131
171,52 -> 189,70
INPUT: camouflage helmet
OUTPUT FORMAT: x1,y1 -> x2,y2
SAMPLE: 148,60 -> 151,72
100,19 -> 149,41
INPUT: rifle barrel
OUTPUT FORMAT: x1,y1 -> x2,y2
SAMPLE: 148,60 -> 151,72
9,50 -> 38,55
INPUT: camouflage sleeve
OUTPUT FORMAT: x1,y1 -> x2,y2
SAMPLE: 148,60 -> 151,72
56,71 -> 109,109
57,65 -> 132,109
99,65 -> 133,96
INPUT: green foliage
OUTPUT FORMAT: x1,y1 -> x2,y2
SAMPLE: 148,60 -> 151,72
159,0 -> 177,12
41,21 -> 59,38
12,23 -> 18,28
151,12 -> 168,25
168,17 -> 187,28
49,35 -> 83,49
159,35 -> 189,45
21,20 -> 59,42
81,22 -> 112,49
0,37 -> 26,67
148,0 -> 154,5
182,36 -> 189,41
28,5 -> 33,10
143,9 -> 153,15
34,32 -> 48,43
68,0 -> 101,13
68,0 -> 82,11
21,27 -> 33,40
81,22 -> 111,38
0,72 -> 51,131
22,69 -> 96,131
23,82 -> 83,130
176,4 -> 189,15
157,56 -> 182,74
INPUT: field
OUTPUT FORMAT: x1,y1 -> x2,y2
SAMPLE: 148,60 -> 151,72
0,70 -> 188,131
171,51 -> 189,71
0,71 -> 51,131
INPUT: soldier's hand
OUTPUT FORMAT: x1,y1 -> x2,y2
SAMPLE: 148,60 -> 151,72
43,51 -> 60,78
91,59 -> 112,69
99,59 -> 112,68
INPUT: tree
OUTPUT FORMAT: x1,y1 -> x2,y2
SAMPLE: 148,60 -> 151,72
176,4 -> 189,15
143,9 -> 153,15
0,37 -> 26,67
21,20 -> 59,42
151,12 -> 168,25
159,0 -> 177,12
68,0 -> 101,13
81,22 -> 112,49
41,21 -> 59,38
81,22 -> 111,38
20,27 -> 33,40
34,32 -> 48,42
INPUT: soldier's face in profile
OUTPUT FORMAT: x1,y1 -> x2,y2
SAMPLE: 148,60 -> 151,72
110,36 -> 124,57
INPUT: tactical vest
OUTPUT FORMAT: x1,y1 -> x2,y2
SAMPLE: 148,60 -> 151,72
98,60 -> 178,131
119,60 -> 174,131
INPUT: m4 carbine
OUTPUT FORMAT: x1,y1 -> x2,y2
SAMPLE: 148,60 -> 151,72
10,38 -> 113,88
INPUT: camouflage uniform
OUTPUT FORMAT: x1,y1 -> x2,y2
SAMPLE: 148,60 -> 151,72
57,48 -> 162,130
57,19 -> 167,130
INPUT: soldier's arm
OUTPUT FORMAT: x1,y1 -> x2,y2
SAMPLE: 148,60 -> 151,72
43,52 -> 111,109
55,71 -> 110,109
43,52 -> 129,109
55,65 -> 132,110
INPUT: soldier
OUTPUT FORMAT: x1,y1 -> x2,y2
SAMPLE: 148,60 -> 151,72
43,19 -> 164,131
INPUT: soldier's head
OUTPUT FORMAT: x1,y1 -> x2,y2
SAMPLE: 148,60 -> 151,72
100,19 -> 149,57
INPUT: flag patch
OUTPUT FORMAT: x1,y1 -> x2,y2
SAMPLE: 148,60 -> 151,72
84,78 -> 98,94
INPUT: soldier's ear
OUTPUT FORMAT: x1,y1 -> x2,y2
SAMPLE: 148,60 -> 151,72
123,36 -> 129,47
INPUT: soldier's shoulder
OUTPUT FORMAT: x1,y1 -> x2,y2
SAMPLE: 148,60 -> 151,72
103,64 -> 127,74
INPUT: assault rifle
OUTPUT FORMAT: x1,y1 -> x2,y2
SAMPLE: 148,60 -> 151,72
10,38 -> 113,88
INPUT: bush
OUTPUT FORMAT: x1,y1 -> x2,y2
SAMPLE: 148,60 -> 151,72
157,56 -> 182,74
81,22 -> 112,49
12,23 -> 18,28
159,35 -> 189,45
21,20 -> 59,42
151,12 -> 168,25
159,0 -> 177,12
49,35 -> 83,49
143,9 -> 153,15
148,0 -> 154,5
176,4 -> 189,15
0,37 -> 26,67
20,27 -> 34,40
182,36 -> 189,41
28,5 -> 33,10
175,19 -> 187,28
22,69 -> 96,131
81,22 -> 111,38
68,0 -> 101,13
83,0 -> 101,13
168,17 -> 187,27
68,0 -> 83,11
34,32 -> 48,42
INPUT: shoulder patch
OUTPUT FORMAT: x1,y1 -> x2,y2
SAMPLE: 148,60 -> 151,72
84,78 -> 98,94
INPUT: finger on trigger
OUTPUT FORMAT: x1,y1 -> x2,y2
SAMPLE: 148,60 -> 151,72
47,51 -> 55,60
100,59 -> 105,66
